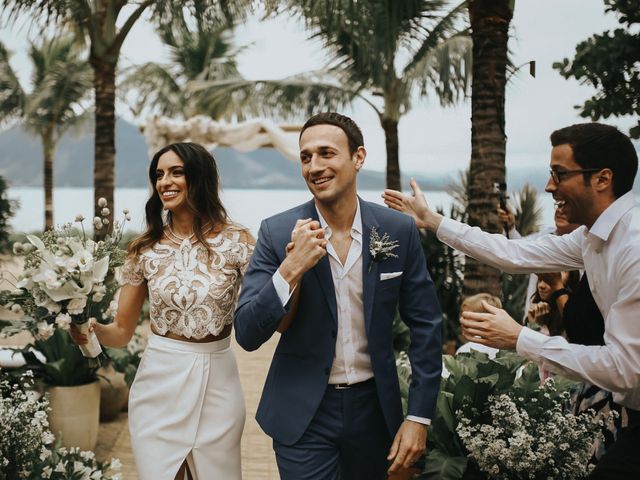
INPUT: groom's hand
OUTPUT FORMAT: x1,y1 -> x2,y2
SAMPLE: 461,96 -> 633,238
279,219 -> 327,288
387,420 -> 427,474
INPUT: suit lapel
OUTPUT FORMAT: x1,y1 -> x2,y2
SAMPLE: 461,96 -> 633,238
305,200 -> 338,326
360,199 -> 379,334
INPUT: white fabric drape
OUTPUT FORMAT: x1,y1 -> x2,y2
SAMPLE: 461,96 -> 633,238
142,115 -> 300,161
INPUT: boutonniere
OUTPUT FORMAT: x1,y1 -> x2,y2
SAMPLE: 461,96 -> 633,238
368,227 -> 399,272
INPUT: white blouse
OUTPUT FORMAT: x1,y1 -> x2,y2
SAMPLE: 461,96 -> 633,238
120,224 -> 254,339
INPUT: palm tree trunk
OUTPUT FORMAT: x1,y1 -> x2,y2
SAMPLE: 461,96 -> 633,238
92,58 -> 116,240
42,127 -> 55,231
464,0 -> 513,297
381,116 -> 401,191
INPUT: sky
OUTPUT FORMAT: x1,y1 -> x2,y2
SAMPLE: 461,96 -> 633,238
0,0 -> 636,178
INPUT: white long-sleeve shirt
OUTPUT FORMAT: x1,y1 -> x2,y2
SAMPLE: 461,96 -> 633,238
437,191 -> 640,409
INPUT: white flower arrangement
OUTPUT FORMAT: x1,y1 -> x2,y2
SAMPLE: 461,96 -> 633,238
0,199 -> 129,363
456,379 -> 613,480
0,371 -> 121,480
368,227 -> 399,272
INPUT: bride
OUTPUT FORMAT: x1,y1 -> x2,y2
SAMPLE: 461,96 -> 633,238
72,142 -> 254,480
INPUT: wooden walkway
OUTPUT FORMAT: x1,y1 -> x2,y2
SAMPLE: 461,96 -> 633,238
94,336 -> 280,479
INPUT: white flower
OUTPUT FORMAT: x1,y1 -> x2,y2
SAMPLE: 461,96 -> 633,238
55,312 -> 72,330
42,431 -> 55,444
122,208 -> 129,215
101,208 -> 110,216
41,466 -> 53,479
36,321 -> 55,340
74,250 -> 95,273
75,214 -> 86,222
80,450 -> 96,461
102,218 -> 110,225
54,460 -> 67,473
10,303 -> 24,315
125,214 -> 131,221
67,297 -> 88,315
109,458 -> 122,470
92,284 -> 107,302
98,197 -> 108,207
91,471 -> 103,479
368,227 -> 399,272
12,242 -> 24,255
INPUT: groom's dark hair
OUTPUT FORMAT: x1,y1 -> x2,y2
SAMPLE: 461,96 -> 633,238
300,112 -> 364,155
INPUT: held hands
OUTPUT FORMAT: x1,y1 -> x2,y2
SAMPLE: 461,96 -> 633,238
279,219 -> 327,286
460,300 -> 523,350
387,420 -> 427,475
382,178 -> 442,231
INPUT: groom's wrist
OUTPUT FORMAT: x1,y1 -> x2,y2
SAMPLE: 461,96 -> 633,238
278,260 -> 301,289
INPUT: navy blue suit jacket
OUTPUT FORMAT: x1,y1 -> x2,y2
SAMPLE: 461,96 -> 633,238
234,199 -> 442,445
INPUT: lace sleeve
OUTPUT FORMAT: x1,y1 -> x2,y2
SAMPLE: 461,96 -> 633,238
236,228 -> 256,276
120,255 -> 146,286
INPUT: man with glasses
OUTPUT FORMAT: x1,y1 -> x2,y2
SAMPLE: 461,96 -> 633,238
382,122 -> 639,478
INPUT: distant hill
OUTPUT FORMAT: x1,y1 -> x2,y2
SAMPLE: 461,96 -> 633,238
0,118 -> 638,193
0,118 -> 447,190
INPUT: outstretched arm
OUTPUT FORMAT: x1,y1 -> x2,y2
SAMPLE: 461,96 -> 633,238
382,178 -> 443,231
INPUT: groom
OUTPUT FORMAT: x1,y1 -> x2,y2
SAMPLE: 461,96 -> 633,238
234,112 -> 442,479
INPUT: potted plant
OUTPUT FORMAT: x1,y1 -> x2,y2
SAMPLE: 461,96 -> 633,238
0,200 -> 130,450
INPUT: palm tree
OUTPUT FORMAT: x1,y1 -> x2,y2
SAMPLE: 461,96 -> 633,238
0,37 -> 92,230
2,0 -> 251,237
196,0 -> 472,191
120,15 -> 246,120
463,0 -> 514,296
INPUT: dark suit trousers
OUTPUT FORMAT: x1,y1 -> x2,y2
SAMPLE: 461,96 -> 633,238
589,410 -> 640,479
273,379 -> 392,480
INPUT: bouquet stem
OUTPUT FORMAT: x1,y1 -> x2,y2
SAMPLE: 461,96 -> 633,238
76,321 -> 103,367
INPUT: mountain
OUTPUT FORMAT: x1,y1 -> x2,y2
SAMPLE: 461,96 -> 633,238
0,118 -> 638,193
0,118 -> 447,190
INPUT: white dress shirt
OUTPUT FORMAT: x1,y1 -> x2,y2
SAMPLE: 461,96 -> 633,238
437,191 -> 640,409
273,200 -> 430,424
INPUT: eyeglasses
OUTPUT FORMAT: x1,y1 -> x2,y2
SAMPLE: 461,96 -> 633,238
549,168 -> 602,184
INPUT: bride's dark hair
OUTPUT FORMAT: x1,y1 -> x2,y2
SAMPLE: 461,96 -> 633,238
128,142 -> 228,258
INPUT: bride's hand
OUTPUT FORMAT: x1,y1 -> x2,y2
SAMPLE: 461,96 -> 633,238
382,178 -> 433,229
69,318 -> 96,345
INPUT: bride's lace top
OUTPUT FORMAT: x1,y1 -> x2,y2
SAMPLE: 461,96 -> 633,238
120,223 -> 255,339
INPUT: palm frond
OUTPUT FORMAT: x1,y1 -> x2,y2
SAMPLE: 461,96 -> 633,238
118,63 -> 184,118
410,32 -> 472,106
0,42 -> 25,124
190,74 -> 364,121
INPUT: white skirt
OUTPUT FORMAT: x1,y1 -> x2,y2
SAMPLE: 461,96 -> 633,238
129,334 -> 245,480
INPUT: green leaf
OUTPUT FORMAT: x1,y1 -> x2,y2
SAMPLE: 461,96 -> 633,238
421,449 -> 468,480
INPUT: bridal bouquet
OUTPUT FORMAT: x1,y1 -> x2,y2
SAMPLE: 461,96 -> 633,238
0,198 -> 129,365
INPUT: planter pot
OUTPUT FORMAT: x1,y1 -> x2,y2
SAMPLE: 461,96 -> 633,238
98,364 -> 129,421
47,380 -> 101,451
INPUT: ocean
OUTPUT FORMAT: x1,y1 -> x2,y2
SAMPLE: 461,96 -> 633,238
8,187 -> 565,236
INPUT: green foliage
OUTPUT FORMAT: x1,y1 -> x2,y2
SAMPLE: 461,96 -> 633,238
395,351 -> 579,480
554,0 -> 640,138
17,329 -> 98,386
0,175 -> 17,252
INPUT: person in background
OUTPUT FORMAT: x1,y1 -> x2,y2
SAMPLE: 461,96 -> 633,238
455,293 -> 502,359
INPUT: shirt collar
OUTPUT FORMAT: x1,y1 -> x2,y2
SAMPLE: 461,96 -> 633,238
315,199 -> 363,240
588,191 -> 637,241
